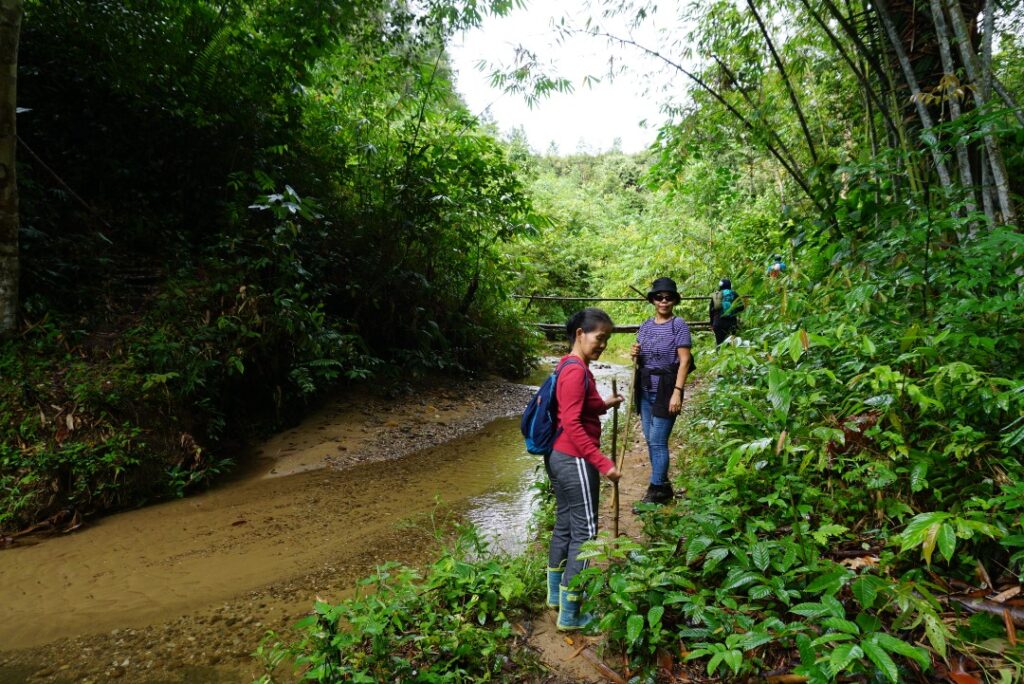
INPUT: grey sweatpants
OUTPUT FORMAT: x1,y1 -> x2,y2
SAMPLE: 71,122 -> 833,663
546,449 -> 600,588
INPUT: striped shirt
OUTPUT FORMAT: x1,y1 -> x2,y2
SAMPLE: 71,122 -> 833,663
637,316 -> 692,392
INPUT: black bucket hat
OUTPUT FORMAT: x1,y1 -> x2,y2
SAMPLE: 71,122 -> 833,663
719,278 -> 732,290
646,277 -> 680,303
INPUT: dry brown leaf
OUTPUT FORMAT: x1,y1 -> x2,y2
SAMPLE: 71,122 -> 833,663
1004,608 -> 1018,646
976,560 -> 993,589
839,555 -> 879,570
992,586 -> 1021,603
775,430 -> 788,455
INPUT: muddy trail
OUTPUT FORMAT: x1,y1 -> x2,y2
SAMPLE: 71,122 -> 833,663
0,361 -> 652,683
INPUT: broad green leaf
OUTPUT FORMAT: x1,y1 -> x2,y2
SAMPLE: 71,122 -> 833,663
626,614 -> 644,643
829,643 -> 863,676
723,571 -> 762,591
686,536 -> 714,565
796,633 -> 816,667
856,612 -> 882,633
923,613 -> 947,659
909,460 -> 929,493
862,639 -> 899,683
805,569 -> 852,595
722,648 -> 743,674
922,522 -> 940,566
899,512 -> 950,555
852,577 -> 879,610
751,542 -> 770,572
822,617 -> 861,635
648,605 -> 664,628
790,602 -> 829,618
707,651 -> 724,676
874,633 -> 930,668
936,524 -> 956,563
703,547 -> 730,573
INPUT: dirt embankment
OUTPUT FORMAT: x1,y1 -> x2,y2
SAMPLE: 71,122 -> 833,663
0,376 -> 533,684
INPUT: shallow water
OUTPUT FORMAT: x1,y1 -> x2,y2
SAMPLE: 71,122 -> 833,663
0,360 -> 633,654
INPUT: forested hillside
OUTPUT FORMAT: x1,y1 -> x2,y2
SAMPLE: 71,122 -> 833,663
1,0 -> 539,532
1,0 -> 1023,682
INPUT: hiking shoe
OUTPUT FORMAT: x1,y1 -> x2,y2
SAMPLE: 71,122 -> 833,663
633,483 -> 674,512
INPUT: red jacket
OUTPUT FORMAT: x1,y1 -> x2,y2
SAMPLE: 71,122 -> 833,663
552,355 -> 614,474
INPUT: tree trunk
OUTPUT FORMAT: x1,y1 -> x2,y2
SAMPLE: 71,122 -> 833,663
927,0 -> 978,218
0,0 -> 22,335
945,0 -> 1016,224
875,0 -> 954,196
992,76 -> 1024,127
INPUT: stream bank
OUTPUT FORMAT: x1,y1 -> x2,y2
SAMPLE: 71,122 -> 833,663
0,375 -> 537,684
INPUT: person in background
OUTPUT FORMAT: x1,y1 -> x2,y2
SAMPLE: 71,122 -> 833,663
768,254 -> 787,278
630,277 -> 692,506
546,308 -> 624,631
710,277 -> 742,345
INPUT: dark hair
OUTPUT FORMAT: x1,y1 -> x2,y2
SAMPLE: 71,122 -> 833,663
565,308 -> 614,343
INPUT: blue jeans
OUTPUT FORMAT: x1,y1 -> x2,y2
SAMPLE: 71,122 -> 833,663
639,389 -> 677,486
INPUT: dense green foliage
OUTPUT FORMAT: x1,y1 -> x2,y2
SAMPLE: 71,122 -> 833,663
255,523 -> 544,683
2,0 -> 540,531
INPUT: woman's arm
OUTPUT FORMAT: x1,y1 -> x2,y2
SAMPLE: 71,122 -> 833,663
669,347 -> 692,415
556,364 -> 616,474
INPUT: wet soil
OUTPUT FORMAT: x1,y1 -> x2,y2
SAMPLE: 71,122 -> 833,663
0,376 -> 535,684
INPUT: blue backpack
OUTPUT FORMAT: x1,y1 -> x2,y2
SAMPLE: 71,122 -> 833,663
521,358 -> 588,456
721,288 -> 739,315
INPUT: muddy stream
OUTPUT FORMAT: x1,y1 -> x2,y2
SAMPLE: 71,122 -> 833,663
0,360 -> 634,683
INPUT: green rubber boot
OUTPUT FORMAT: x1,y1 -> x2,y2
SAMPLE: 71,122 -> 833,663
546,567 -> 564,608
556,585 -> 593,631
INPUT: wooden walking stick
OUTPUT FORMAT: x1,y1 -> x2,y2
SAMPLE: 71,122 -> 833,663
611,378 -> 619,538
611,358 -> 638,537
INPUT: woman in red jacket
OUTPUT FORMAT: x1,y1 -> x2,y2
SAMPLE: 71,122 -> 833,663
546,308 -> 624,631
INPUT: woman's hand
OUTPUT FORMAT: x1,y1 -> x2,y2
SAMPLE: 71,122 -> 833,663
669,389 -> 683,415
605,465 -> 621,483
605,393 -> 625,410
630,343 -> 641,359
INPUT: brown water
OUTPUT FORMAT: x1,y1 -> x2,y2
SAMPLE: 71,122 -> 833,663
0,360 -> 632,681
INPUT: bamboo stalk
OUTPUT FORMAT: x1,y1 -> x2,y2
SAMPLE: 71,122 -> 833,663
945,0 -> 1016,224
927,0 -> 978,217
875,0 -> 955,195
746,0 -> 818,164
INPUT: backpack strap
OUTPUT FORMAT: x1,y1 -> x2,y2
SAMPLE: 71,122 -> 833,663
556,357 -> 589,394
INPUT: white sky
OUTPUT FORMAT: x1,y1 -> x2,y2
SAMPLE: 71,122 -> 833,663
449,1 -> 683,154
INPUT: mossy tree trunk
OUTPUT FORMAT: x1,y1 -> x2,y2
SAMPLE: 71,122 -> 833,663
0,0 -> 22,335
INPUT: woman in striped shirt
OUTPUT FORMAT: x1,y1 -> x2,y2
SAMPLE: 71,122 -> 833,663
630,277 -> 693,505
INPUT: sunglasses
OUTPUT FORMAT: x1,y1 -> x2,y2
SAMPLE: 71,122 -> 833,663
652,293 -> 676,302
